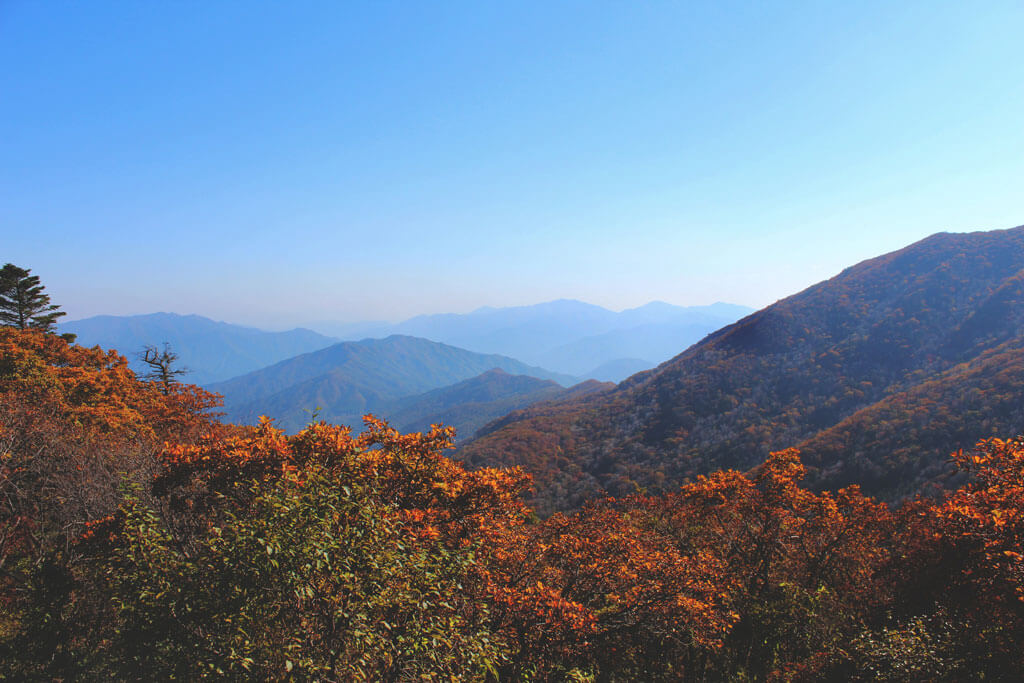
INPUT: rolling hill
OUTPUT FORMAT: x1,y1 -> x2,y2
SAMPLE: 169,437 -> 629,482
458,225 -> 1024,514
59,313 -> 338,385
208,335 -> 575,432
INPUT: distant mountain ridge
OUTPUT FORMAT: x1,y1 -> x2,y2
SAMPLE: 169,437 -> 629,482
60,301 -> 752,387
308,300 -> 753,380
208,335 -> 576,432
459,225 -> 1024,514
536,321 -> 726,377
59,312 -> 338,385
580,358 -> 655,383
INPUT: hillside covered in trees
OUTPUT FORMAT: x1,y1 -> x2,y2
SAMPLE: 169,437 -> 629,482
208,335 -> 574,432
459,226 -> 1024,513
4,325 -> 1024,680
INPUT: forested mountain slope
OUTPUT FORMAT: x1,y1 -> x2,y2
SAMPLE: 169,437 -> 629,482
459,226 -> 1024,513
209,335 -> 574,432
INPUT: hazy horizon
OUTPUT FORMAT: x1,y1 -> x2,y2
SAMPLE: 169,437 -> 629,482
59,297 -> 757,332
5,2 -> 1023,327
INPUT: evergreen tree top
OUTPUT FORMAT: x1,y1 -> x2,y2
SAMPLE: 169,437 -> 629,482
0,263 -> 68,334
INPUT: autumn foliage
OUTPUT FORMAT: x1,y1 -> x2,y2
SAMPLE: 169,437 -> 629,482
3,328 -> 1024,680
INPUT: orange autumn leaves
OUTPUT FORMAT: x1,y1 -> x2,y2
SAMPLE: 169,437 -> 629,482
5,328 -> 1024,679
154,415 -> 532,534
147,413 -> 738,678
141,423 -> 1024,679
935,438 -> 1024,610
0,328 -> 220,441
1,329 -> 222,572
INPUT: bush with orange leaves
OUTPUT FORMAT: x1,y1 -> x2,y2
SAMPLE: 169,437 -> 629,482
893,437 -> 1024,678
0,329 -> 221,658
150,415 -> 532,540
485,500 -> 735,680
645,449 -> 897,681
0,328 -> 220,442
146,415 -> 596,678
941,437 -> 1024,604
0,330 -> 221,553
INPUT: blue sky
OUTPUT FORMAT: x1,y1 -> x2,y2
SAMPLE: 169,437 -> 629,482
3,1 -> 1022,328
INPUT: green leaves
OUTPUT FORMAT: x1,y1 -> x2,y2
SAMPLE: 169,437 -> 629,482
97,469 -> 506,680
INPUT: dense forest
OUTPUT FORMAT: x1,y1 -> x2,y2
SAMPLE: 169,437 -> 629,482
3,326 -> 1024,680
460,226 -> 1024,514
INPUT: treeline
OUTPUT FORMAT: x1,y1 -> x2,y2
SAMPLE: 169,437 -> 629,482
2,327 -> 1023,680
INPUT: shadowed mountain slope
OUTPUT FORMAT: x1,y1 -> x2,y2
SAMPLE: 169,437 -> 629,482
459,225 -> 1024,514
381,369 -> 612,442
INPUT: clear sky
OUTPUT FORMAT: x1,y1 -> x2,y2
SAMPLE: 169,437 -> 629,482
3,1 -> 1022,328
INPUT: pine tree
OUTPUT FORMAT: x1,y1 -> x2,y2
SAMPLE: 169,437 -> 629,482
0,263 -> 68,333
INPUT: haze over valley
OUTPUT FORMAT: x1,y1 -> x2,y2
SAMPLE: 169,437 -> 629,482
60,299 -> 751,436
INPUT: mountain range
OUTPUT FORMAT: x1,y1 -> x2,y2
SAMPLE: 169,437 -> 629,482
308,300 -> 753,380
61,301 -> 753,387
459,225 -> 1024,514
59,313 -> 338,385
61,224 -> 1024,518
208,335 -> 577,433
